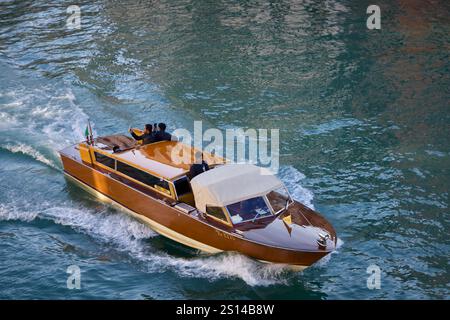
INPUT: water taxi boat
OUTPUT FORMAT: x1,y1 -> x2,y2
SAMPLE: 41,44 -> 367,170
59,130 -> 337,269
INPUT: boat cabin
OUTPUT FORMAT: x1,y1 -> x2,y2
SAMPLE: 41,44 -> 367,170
190,164 -> 293,226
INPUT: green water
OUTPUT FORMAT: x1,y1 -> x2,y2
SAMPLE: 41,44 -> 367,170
0,0 -> 449,299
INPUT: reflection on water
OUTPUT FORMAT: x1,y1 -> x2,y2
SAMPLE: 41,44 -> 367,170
0,0 -> 449,299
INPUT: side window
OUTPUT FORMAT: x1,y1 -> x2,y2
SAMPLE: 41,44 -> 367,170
94,152 -> 115,169
154,179 -> 170,194
206,206 -> 228,223
116,161 -> 170,193
174,176 -> 191,197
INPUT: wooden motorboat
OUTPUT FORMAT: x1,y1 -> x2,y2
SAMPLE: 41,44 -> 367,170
59,130 -> 337,269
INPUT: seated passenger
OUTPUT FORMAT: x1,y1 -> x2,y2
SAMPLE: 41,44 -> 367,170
129,124 -> 157,145
189,151 -> 209,179
154,123 -> 173,142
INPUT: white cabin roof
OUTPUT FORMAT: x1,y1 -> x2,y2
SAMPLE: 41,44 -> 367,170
190,164 -> 283,212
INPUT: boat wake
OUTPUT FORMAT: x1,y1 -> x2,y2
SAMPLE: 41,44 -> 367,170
0,199 -> 295,286
142,252 -> 291,287
1,143 -> 59,170
0,77 -> 92,170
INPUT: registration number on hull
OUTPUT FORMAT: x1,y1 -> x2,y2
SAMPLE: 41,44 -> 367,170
214,229 -> 235,240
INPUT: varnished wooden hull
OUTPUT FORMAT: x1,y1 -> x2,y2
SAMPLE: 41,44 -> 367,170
59,146 -> 337,268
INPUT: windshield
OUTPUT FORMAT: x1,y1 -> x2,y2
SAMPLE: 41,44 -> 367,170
227,196 -> 272,224
266,187 -> 292,213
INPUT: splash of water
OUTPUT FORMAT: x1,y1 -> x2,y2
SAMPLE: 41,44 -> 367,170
278,165 -> 315,209
311,238 -> 344,268
138,251 -> 291,286
0,81 -> 95,167
1,143 -> 58,169
0,203 -> 38,222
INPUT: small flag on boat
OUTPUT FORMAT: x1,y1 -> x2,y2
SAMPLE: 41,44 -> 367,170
85,120 -> 94,145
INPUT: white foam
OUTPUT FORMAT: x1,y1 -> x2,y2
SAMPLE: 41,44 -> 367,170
2,101 -> 23,108
0,85 -> 95,166
278,165 -> 315,209
0,203 -> 38,222
138,251 -> 291,286
312,238 -> 344,268
40,89 -> 94,147
2,143 -> 58,169
0,112 -> 18,128
0,84 -> 93,147
40,204 -> 157,243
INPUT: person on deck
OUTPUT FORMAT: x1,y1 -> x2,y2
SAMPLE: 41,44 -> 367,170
189,151 -> 209,179
129,124 -> 157,145
154,123 -> 173,142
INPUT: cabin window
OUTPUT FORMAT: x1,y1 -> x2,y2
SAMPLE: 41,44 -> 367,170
174,176 -> 191,196
94,152 -> 115,169
266,187 -> 292,213
116,161 -> 170,192
226,196 -> 272,224
206,206 -> 228,223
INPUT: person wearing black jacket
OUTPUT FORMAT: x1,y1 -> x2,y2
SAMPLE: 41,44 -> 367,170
189,151 -> 209,179
154,123 -> 172,141
129,124 -> 157,145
